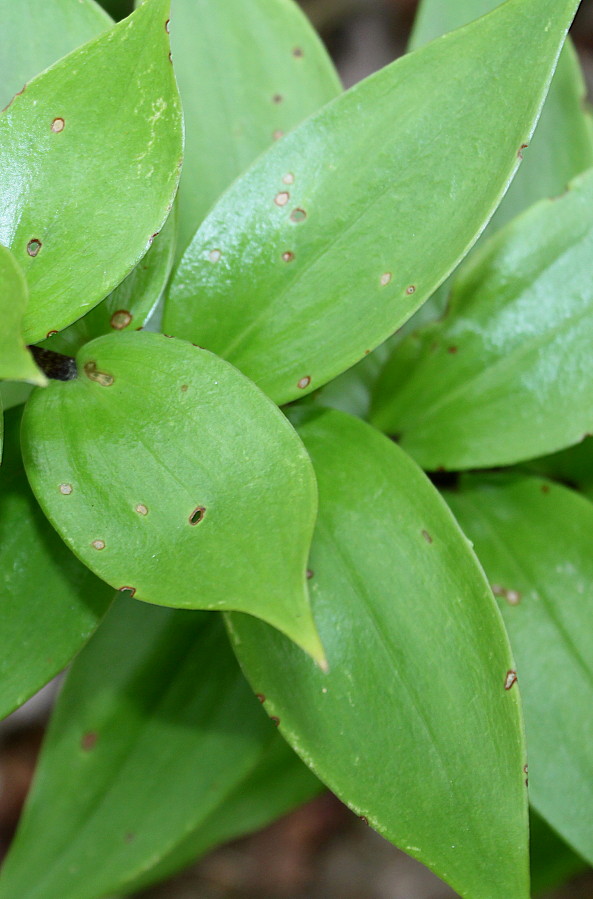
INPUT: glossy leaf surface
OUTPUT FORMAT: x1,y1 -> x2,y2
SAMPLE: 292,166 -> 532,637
0,0 -> 182,344
372,167 -> 593,470
228,409 -> 528,899
0,408 -> 112,722
0,245 -> 46,386
21,331 -> 323,662
166,0 -> 579,405
446,475 -> 593,866
0,601 -> 275,899
167,0 -> 341,256
0,0 -> 111,110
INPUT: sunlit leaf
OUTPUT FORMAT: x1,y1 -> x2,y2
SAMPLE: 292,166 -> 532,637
0,244 -> 46,386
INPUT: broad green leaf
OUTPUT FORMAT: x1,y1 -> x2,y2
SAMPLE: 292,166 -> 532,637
0,408 -> 113,722
38,211 -> 176,356
0,245 -> 46,386
0,0 -> 182,344
127,735 -> 322,893
21,331 -> 323,663
227,409 -> 529,899
0,601 -> 276,899
165,0 -> 579,406
530,811 -> 589,896
445,475 -> 593,866
0,0 -> 112,110
166,0 -> 341,257
0,381 -> 33,412
371,167 -> 593,470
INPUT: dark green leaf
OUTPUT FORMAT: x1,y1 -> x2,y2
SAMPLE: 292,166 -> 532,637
165,0 -> 579,405
445,474 -> 593,865
0,408 -> 112,722
530,810 -> 589,896
0,245 -> 46,386
0,0 -> 182,344
227,409 -> 529,899
371,167 -> 593,469
21,331 -> 323,663
0,601 -> 275,899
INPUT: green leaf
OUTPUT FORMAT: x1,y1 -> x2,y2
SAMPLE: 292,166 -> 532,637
21,331 -> 323,663
0,0 -> 112,110
371,167 -> 593,470
127,734 -> 322,893
0,0 -> 182,344
529,810 -> 589,897
0,407 -> 113,722
227,409 -> 529,899
0,601 -> 276,899
165,0 -> 579,406
38,210 -> 176,356
0,245 -> 46,386
166,0 -> 341,257
445,474 -> 593,866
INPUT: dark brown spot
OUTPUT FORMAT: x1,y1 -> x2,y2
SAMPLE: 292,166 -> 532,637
272,93 -> 283,104
81,732 -> 98,751
189,506 -> 206,526
364,349 -> 371,355
181,384 -> 188,392
270,716 -> 280,727
282,251 -> 295,262
293,47 -> 304,58
84,360 -> 114,387
27,239 -> 42,257
518,143 -> 529,159
297,375 -> 311,389
504,670 -> 518,691
421,529 -> 433,544
118,586 -> 137,597
46,330 -> 58,338
306,569 -> 314,579
148,232 -> 159,246
110,309 -> 132,330
290,208 -> 307,223
541,484 -> 550,494
124,833 -> 136,843
256,693 -> 266,703
51,117 -> 65,133
406,285 -> 416,295
447,346 -> 458,354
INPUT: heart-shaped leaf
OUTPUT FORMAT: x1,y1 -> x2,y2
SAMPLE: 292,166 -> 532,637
371,166 -> 593,470
0,601 -> 276,899
165,0 -> 579,405
0,407 -> 113,721
0,244 -> 46,387
445,474 -> 593,866
227,409 -> 529,899
21,331 -> 323,662
0,0 -> 182,344
166,0 -> 341,257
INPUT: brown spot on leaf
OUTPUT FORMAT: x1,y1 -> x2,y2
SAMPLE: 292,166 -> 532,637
541,484 -> 550,494
27,239 -> 42,257
275,191 -> 290,207
380,272 -> 392,286
165,18 -> 170,32
84,361 -> 114,387
290,208 -> 307,223
297,376 -> 311,389
189,506 -> 206,525
46,330 -> 58,338
91,539 -> 105,551
270,717 -> 280,727
81,732 -> 98,751
110,309 -> 132,330
118,586 -> 137,597
293,47 -> 304,58
518,143 -> 529,159
135,504 -> 148,516
504,670 -> 518,691
360,816 -> 369,825
256,693 -> 266,704
51,117 -> 65,133
124,832 -> 136,843
306,569 -> 314,579
181,384 -> 188,392
272,93 -> 284,104
421,530 -> 433,544
447,346 -> 458,355
273,129 -> 284,140
283,173 -> 294,185
59,484 -> 73,495
282,251 -> 295,262
406,285 -> 416,295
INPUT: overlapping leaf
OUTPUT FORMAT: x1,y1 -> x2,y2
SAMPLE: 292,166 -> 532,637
371,167 -> 593,469
228,409 -> 529,899
21,331 -> 323,662
446,475 -> 593,866
165,0 -> 579,405
0,0 -> 182,344
0,245 -> 46,387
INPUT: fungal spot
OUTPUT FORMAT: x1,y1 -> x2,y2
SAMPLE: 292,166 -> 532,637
118,587 -> 137,597
360,816 -> 369,825
505,589 -> 521,606
290,208 -> 307,223
208,248 -> 222,263
27,239 -> 42,257
110,309 -> 132,330
491,584 -> 504,597
46,330 -> 58,338
306,569 -> 314,579
135,504 -> 148,516
59,483 -> 73,495
541,484 -> 550,494
51,117 -> 65,133
148,232 -> 159,246
297,375 -> 311,389
518,143 -> 529,159
189,506 -> 206,525
81,732 -> 98,751
380,272 -> 392,287
92,539 -> 106,551
124,833 -> 136,843
293,47 -> 304,58
504,670 -> 518,691
273,129 -> 284,140
282,173 -> 294,185
181,384 -> 188,392
270,717 -> 280,727
272,93 -> 284,104
447,346 -> 458,355
165,18 -> 170,32
84,361 -> 114,387
406,285 -> 416,295
421,529 -> 433,544
256,693 -> 266,704
275,191 -> 290,207
282,251 -> 295,262
364,349 -> 371,355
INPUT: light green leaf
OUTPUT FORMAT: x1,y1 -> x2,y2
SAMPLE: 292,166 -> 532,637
0,0 -> 182,344
227,409 -> 529,899
0,407 -> 113,722
445,475 -> 593,867
38,210 -> 176,356
0,0 -> 112,110
166,0 -> 341,257
371,167 -> 593,470
165,0 -> 579,406
21,331 -> 323,663
0,601 -> 276,899
0,381 -> 33,412
0,245 -> 46,386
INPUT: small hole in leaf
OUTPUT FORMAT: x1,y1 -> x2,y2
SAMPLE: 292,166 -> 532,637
504,670 -> 517,691
208,249 -> 221,263
290,208 -> 307,223
283,173 -> 294,185
27,239 -> 42,257
51,117 -> 65,133
297,376 -> 311,389
110,309 -> 132,330
135,504 -> 148,516
81,732 -> 98,751
406,285 -> 416,295
275,191 -> 290,207
189,506 -> 206,526
92,539 -> 106,551
282,251 -> 295,263
59,483 -> 73,495
380,272 -> 392,286
118,586 -> 137,597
